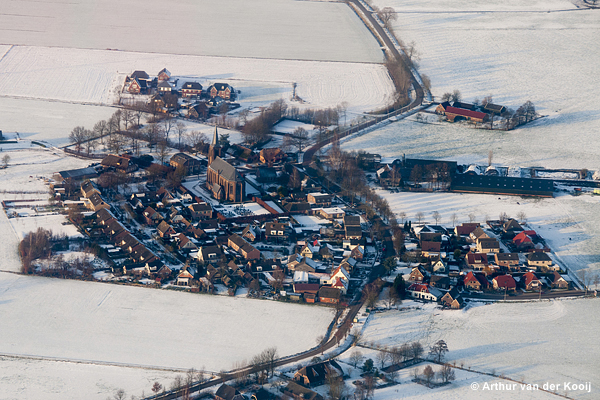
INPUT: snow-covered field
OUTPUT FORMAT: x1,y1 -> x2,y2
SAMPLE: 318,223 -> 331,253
378,190 -> 600,275
361,298 -> 600,400
343,0 -> 600,169
0,46 -> 393,112
0,0 -> 382,63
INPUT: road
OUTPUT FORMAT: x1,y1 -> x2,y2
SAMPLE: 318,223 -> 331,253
302,0 -> 424,167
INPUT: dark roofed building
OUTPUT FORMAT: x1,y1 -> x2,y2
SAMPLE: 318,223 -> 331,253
436,101 -> 488,123
181,81 -> 203,97
59,167 -> 99,181
206,157 -> 245,202
294,360 -> 343,387
170,152 -> 202,174
215,383 -> 244,400
451,175 -> 554,197
483,103 -> 507,114
284,382 -> 323,400
101,154 -> 137,174
209,83 -> 235,100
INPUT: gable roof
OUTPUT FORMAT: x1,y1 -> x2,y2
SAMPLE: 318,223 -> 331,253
493,274 -> 516,289
208,157 -> 240,182
527,252 -> 552,262
182,81 -> 202,90
523,271 -> 540,286
445,106 -> 488,120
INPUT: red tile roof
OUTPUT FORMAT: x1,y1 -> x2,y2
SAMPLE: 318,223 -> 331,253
446,106 -> 487,120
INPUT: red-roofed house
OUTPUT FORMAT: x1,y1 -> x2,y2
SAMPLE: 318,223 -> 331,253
407,283 -> 443,302
455,223 -> 480,236
522,271 -> 542,291
492,275 -> 517,291
464,271 -> 488,291
436,102 -> 489,123
513,231 -> 535,250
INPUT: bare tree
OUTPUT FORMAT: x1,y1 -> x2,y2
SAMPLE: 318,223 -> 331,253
376,349 -> 391,369
432,211 -> 441,225
439,364 -> 456,383
162,114 -> 175,142
516,211 -> 527,223
416,211 -> 424,224
468,213 -> 476,223
399,211 -> 407,224
110,389 -> 126,400
151,382 -> 162,394
377,6 -> 397,28
488,150 -> 494,166
186,130 -> 208,151
291,127 -> 309,152
69,126 -> 87,152
326,374 -> 346,400
93,120 -> 108,144
499,211 -> 509,223
83,129 -> 96,155
349,350 -> 363,368
410,342 -> 423,359
174,121 -> 186,149
122,108 -> 134,131
451,213 -> 458,227
157,140 -> 170,164
2,154 -> 10,169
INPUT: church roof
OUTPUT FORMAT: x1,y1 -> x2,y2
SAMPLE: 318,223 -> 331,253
209,157 -> 239,182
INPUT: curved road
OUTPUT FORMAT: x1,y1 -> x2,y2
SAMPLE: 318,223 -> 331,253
302,0 -> 425,166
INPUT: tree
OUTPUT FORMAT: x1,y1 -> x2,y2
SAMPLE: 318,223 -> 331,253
186,130 -> 208,151
450,90 -> 462,103
69,126 -> 87,152
376,349 -> 391,369
291,127 -> 309,152
93,120 -> 108,144
109,389 -> 126,400
2,154 -> 10,168
422,365 -> 435,385
122,108 -> 134,131
410,342 -> 423,360
362,358 -> 374,373
488,150 -> 494,166
377,6 -> 397,28
439,364 -> 456,383
392,274 -> 406,300
468,213 -> 476,223
451,213 -> 458,227
499,211 -> 509,223
157,140 -> 170,164
429,339 -> 449,363
399,211 -> 407,224
262,347 -> 278,378
382,256 -> 396,276
326,373 -> 346,400
83,129 -> 96,155
175,121 -> 186,149
162,114 -> 175,142
415,212 -> 424,224
151,382 -> 162,394
516,211 -> 527,223
219,133 -> 231,149
432,211 -> 441,225
349,350 -> 363,368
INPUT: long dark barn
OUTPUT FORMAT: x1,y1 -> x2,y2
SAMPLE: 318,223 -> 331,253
451,174 -> 554,197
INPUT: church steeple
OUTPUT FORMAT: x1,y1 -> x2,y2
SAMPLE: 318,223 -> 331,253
208,125 -> 221,166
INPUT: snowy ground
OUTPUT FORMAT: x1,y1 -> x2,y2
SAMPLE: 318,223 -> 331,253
377,190 -> 600,275
344,0 -> 600,170
0,0 -> 383,63
360,298 -> 600,400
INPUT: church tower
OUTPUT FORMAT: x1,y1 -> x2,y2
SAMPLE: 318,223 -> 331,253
208,125 -> 221,166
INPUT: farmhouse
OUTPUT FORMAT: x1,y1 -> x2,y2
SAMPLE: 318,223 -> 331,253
101,154 -> 138,174
209,83 -> 235,100
451,175 -> 554,198
294,360 -> 343,387
436,101 -> 488,123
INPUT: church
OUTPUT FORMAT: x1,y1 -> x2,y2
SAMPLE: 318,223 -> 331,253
206,127 -> 245,203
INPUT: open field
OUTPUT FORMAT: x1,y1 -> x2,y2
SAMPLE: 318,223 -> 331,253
344,0 -> 600,170
0,0 -> 383,63
361,298 -> 600,400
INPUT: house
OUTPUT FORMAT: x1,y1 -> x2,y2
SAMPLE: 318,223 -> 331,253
283,382 -> 323,400
157,80 -> 173,93
294,360 -> 343,387
344,224 -> 362,240
157,221 -> 176,238
455,223 -> 480,236
407,283 -> 443,302
440,287 -> 464,309
242,225 -> 259,242
259,148 -> 285,165
256,167 -> 277,183
429,274 -> 450,289
376,164 -> 402,187
188,103 -> 210,120
101,154 -> 137,174
173,233 -> 197,251
284,202 -> 312,214
464,271 -> 488,291
350,245 -> 364,261
300,242 -> 318,259
431,259 -> 447,274
513,231 -> 535,250
503,219 -> 523,233
197,245 -> 223,264
466,252 -> 488,269
476,238 -> 500,253
483,103 -> 507,114
495,253 -> 520,269
523,271 -> 542,291
318,286 -> 342,304
176,268 -> 194,286
421,240 -> 441,256
127,77 -> 147,94
318,207 -> 345,220
85,193 -> 110,212
181,81 -> 203,97
206,157 -> 245,202
188,203 -> 212,221
293,283 -> 320,300
436,101 -> 489,123
170,153 -> 203,175
550,271 -> 569,289
215,384 -> 245,400
470,226 -> 489,242
307,193 -> 333,207
157,68 -> 171,82
408,266 -> 426,282
209,83 -> 235,100
339,257 -> 357,275
492,275 -> 517,291
143,206 -> 163,225
526,252 -> 553,269
228,234 -> 260,260
80,180 -> 100,198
